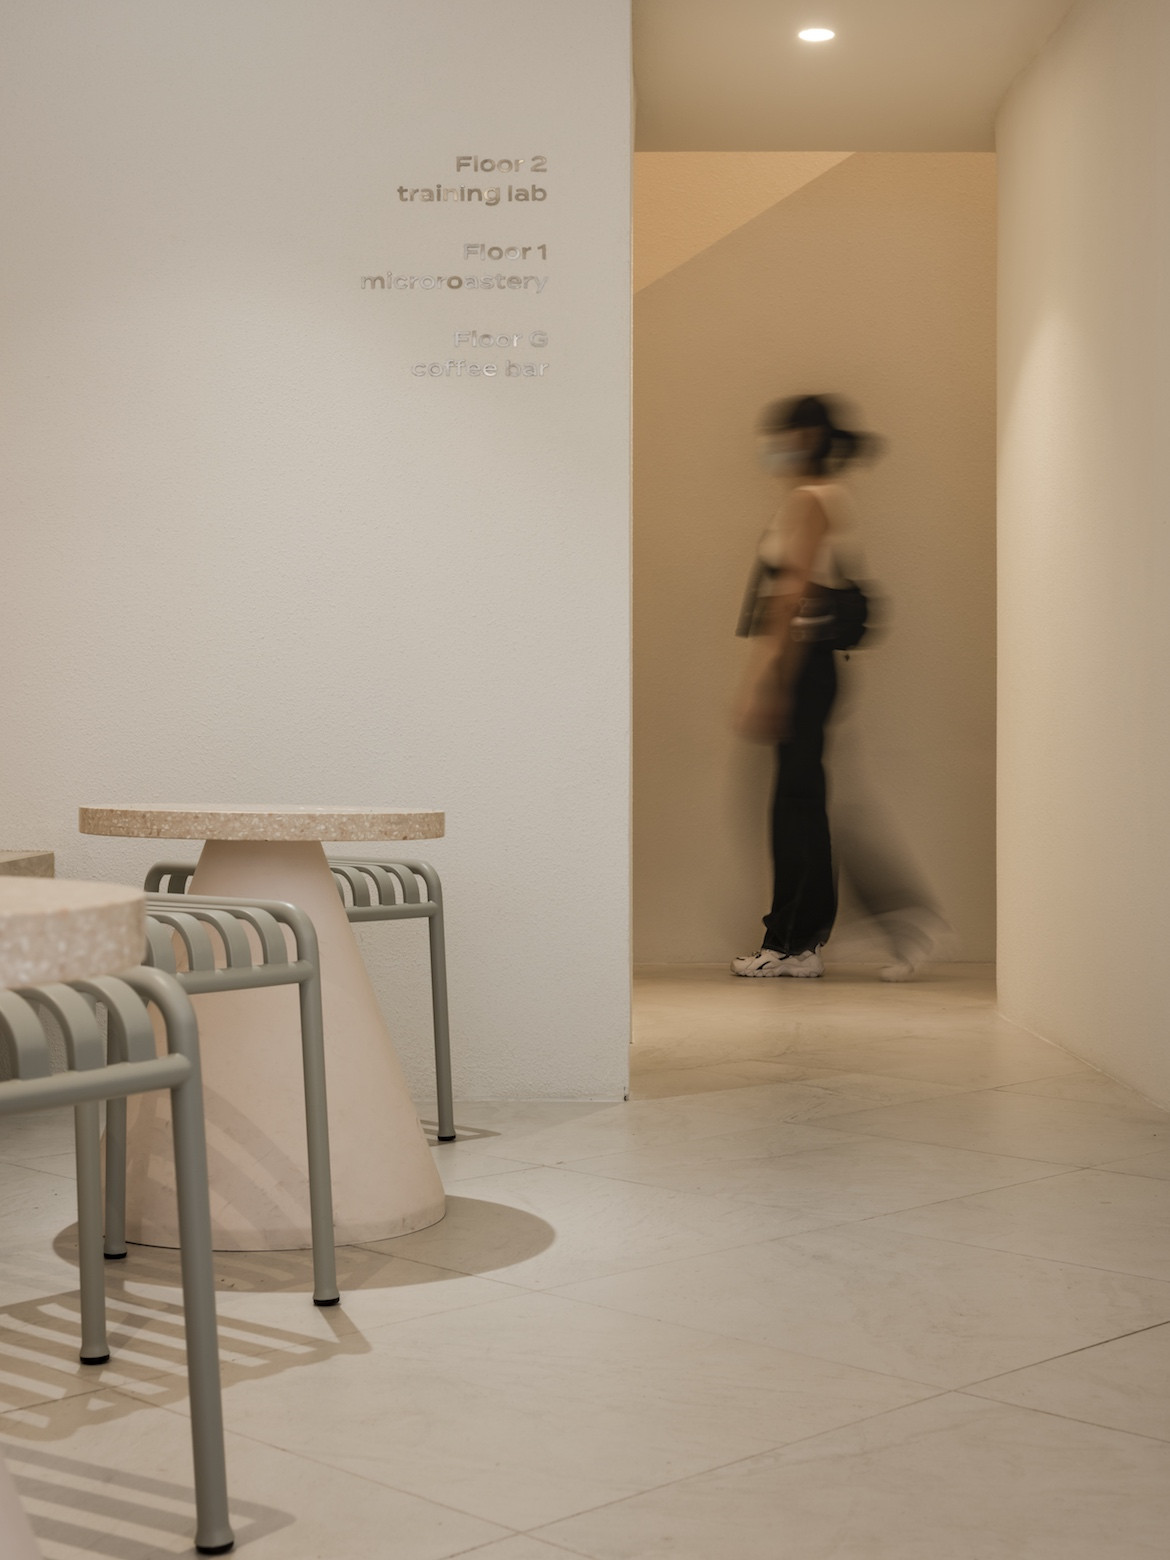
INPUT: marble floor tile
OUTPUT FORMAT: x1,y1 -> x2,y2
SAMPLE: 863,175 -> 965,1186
107,1243 -> 524,1340
778,1029 -> 1087,1090
873,1168 -> 1170,1281
534,1392 -> 1170,1560
630,1059 -> 822,1098
0,1166 -> 78,1246
0,1289 -> 181,1415
366,1167 -> 826,1290
195,1290 -> 933,1530
554,1224 -> 1170,1388
824,1087 -> 1170,1165
968,1321 -> 1170,1441
458,1541 -> 593,1560
437,1102 -> 619,1138
562,1119 -> 867,1183
0,1388 -> 509,1559
568,1133 -> 1068,1220
439,1097 -> 766,1167
998,1071 -> 1170,1119
1098,1146 -> 1170,1182
0,1152 -> 78,1182
0,1242 -> 94,1311
440,1082 -> 956,1170
0,1109 -> 75,1165
3,965 -> 1168,1553
750,1070 -> 967,1121
434,1152 -> 539,1185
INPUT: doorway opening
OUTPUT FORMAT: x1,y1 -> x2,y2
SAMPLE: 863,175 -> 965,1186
630,150 -> 998,1096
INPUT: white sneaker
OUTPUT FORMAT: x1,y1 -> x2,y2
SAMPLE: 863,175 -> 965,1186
880,909 -> 951,982
730,948 -> 824,979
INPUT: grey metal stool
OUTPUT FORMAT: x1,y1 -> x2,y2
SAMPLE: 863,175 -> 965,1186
146,860 -> 456,1142
0,965 -> 234,1554
130,893 -> 339,1306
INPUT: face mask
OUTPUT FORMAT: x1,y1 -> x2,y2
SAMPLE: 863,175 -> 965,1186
759,444 -> 805,475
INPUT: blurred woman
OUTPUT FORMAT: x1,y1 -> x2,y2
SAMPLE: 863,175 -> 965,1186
732,394 -> 872,978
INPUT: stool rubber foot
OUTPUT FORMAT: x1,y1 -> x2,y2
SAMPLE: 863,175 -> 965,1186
80,1353 -> 110,1366
196,1541 -> 235,1555
313,1295 -> 341,1307
437,1134 -> 457,1142
104,1251 -> 128,1261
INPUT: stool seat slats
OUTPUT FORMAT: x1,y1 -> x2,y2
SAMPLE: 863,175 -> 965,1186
145,856 -> 455,1143
0,990 -> 55,1079
74,975 -> 159,1065
19,984 -> 105,1071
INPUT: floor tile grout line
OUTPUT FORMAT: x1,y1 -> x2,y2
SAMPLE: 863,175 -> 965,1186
662,1057 -> 1099,1090
819,1212 -> 1170,1287
346,1288 -> 540,1345
532,1283 -> 944,1394
839,1162 -> 1170,1230
107,1385 -> 529,1537
447,1533 -> 592,1560
180,1374 -> 959,1545
768,1114 -> 1136,1166
0,1302 -> 211,1420
350,1214 -> 860,1293
517,1387 -> 1170,1544
0,1156 -> 79,1182
825,1166 -> 1100,1226
3,1309 -> 943,1545
542,1152 -> 1087,1217
545,1256 -> 1170,1400
955,1314 -> 1170,1391
949,1388 -> 1170,1447
361,1136 -> 1170,1300
500,1388 -> 966,1540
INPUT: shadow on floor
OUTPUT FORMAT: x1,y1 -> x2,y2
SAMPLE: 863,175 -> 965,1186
4,1443 -> 292,1557
0,1277 -> 360,1435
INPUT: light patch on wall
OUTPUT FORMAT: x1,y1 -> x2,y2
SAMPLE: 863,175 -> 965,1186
634,151 -> 853,291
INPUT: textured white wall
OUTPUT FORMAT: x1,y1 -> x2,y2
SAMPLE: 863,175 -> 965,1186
998,0 -> 1170,1103
0,1 -> 632,1101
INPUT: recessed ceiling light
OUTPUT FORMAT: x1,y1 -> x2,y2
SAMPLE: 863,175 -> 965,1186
798,27 -> 836,43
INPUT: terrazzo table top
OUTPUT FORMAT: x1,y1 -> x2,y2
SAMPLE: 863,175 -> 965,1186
0,878 -> 145,988
79,805 -> 445,843
0,851 -> 55,878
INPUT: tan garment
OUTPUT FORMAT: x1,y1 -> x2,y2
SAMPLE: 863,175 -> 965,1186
757,482 -> 855,592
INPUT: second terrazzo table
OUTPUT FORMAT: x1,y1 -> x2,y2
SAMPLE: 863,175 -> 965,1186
80,805 -> 447,1251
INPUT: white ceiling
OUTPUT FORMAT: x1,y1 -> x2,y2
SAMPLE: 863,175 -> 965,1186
633,0 -> 1077,151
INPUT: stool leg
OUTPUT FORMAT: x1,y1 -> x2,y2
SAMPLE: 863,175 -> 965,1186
74,1101 -> 109,1364
171,1065 -> 234,1555
426,891 -> 456,1142
298,967 -> 339,1306
103,1095 -> 128,1259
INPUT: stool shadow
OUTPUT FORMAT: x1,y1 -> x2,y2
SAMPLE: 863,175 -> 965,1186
363,1196 -> 558,1278
419,1118 -> 501,1146
48,1199 -> 557,1294
3,1443 -> 292,1557
0,1274 -> 361,1438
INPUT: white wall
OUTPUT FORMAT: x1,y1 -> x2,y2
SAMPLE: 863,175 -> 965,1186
998,0 -> 1170,1102
0,1 -> 632,1101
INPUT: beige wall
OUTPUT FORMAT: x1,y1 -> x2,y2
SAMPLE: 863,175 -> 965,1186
998,0 -> 1170,1104
634,153 -> 997,964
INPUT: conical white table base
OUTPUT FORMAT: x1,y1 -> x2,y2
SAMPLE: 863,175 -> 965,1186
123,840 -> 445,1249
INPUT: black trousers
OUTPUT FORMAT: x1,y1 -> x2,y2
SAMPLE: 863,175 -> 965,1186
763,645 -> 838,955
